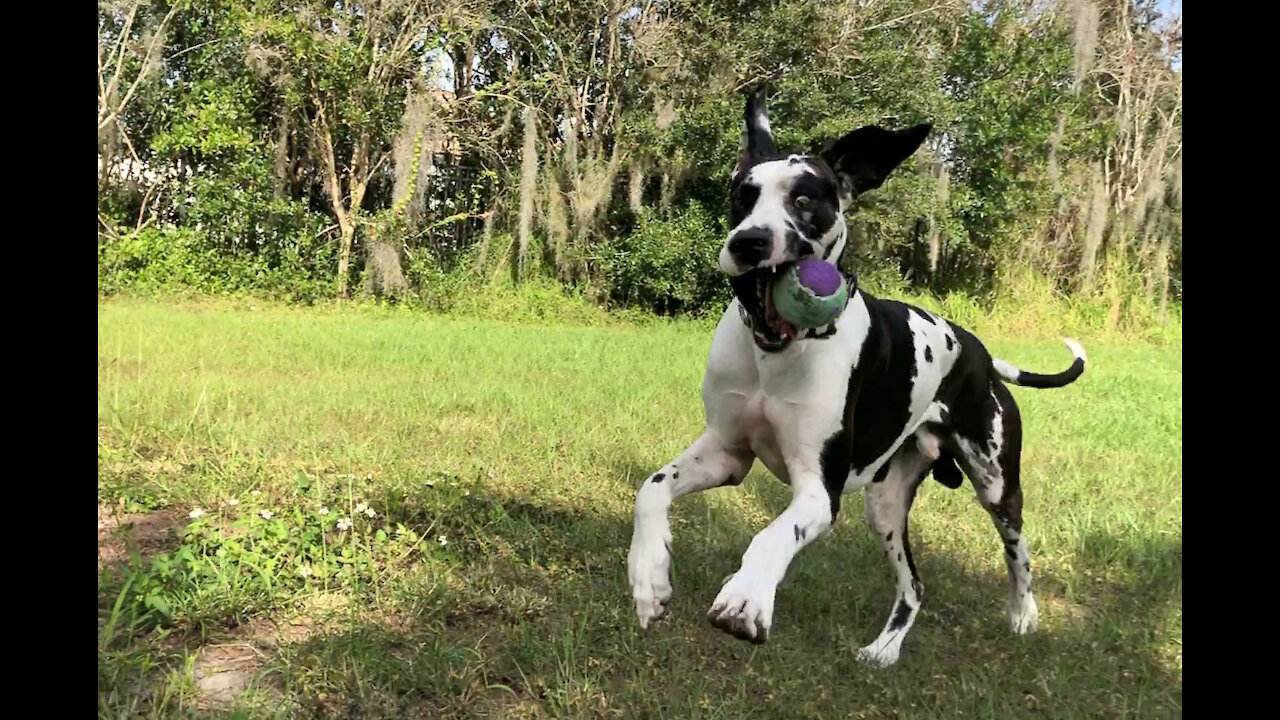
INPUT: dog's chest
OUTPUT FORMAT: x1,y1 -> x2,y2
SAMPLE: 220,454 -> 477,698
703,298 -> 872,476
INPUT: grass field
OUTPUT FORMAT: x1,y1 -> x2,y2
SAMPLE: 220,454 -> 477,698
98,298 -> 1182,719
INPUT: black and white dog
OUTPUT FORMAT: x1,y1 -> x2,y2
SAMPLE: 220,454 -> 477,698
626,91 -> 1086,667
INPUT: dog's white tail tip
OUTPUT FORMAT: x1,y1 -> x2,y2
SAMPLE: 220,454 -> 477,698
1063,337 -> 1087,364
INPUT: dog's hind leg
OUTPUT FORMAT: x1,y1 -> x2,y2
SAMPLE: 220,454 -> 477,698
857,445 -> 933,667
956,383 -> 1038,635
628,432 -> 754,629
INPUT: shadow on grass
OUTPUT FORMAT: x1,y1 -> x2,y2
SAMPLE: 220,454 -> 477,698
255,475 -> 1182,719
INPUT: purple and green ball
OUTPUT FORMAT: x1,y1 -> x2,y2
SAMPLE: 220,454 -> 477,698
772,259 -> 848,328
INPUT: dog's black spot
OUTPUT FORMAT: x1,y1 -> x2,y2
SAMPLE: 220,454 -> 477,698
886,531 -> 893,543
847,298 -> 916,479
651,473 -> 665,484
909,306 -> 936,325
819,370 -> 861,518
794,524 -> 807,542
931,454 -> 963,489
1023,561 -> 1030,572
672,471 -> 680,479
728,183 -> 761,228
1006,547 -> 1017,559
872,463 -> 892,483
888,598 -> 913,631
897,551 -> 903,562
803,324 -> 839,340
924,346 -> 933,363
945,335 -> 954,350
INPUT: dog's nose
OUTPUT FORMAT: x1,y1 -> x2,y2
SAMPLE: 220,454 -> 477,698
727,228 -> 772,266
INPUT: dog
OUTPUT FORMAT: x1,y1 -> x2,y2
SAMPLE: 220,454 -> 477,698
626,90 -> 1086,667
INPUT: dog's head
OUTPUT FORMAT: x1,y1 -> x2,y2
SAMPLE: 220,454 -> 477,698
722,90 -> 931,352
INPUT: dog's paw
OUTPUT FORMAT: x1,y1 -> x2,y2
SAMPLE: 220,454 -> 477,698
855,640 -> 901,668
1009,593 -> 1039,635
707,572 -> 775,644
628,533 -> 672,629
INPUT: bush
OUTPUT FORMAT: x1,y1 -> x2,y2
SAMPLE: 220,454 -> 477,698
598,202 -> 733,316
98,222 -> 336,303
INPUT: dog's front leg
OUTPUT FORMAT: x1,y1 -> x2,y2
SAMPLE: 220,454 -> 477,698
628,432 -> 754,629
708,461 -> 838,644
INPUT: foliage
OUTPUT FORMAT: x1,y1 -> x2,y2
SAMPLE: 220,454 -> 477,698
97,0 -> 1183,319
599,202 -> 732,316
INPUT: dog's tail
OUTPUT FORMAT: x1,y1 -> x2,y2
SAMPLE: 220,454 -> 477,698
992,338 -> 1087,389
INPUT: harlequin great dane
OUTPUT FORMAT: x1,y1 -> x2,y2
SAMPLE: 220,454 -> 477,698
626,91 -> 1086,667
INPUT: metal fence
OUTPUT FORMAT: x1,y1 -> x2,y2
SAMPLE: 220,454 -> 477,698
416,154 -> 494,259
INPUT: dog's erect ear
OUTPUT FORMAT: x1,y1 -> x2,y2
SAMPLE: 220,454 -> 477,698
734,88 -> 778,178
820,123 -> 931,202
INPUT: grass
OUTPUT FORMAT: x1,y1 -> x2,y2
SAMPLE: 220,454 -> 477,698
98,296 -> 1182,718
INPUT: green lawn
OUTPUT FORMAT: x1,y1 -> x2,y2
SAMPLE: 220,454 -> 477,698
97,298 -> 1182,719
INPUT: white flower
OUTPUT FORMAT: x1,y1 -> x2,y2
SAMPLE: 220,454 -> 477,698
365,473 -> 373,480
437,535 -> 448,546
395,525 -> 406,536
337,518 -> 352,531
298,564 -> 313,578
226,498 -> 239,507
259,509 -> 273,520
463,491 -> 470,497
250,490 -> 262,497
364,507 -> 376,518
355,502 -> 368,514
318,507 -> 329,516
189,508 -> 205,519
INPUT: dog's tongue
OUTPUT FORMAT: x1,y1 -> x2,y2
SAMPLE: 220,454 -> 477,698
778,319 -> 795,340
764,281 -> 796,341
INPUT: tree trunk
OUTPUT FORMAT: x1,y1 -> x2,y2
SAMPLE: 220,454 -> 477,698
336,215 -> 355,298
1078,163 -> 1108,292
365,232 -> 408,300
518,106 -> 538,281
273,113 -> 291,200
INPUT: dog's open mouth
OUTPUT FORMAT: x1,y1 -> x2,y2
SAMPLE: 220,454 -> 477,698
730,263 -> 797,352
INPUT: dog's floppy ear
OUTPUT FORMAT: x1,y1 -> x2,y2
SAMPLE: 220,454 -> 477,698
819,123 -> 931,202
734,88 -> 778,178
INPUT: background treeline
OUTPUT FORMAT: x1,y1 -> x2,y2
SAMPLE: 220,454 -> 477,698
97,0 -> 1182,323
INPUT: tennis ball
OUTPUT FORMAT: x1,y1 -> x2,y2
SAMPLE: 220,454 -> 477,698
771,259 -> 848,328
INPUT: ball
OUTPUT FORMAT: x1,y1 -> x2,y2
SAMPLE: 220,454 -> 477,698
772,259 -> 848,328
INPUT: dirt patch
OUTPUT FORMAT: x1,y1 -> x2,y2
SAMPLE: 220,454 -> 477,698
192,643 -> 263,705
190,592 -> 352,708
1038,591 -> 1092,626
98,503 -> 185,574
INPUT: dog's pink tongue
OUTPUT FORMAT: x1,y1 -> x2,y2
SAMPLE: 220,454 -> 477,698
764,282 -> 794,341
779,319 -> 795,340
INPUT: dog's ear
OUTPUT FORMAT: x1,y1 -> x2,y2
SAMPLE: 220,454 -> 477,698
820,123 -> 931,202
734,88 -> 778,178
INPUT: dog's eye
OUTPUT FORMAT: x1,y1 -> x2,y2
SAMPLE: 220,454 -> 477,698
794,196 -> 811,208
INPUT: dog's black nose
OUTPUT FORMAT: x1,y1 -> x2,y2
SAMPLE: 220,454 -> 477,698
727,228 -> 772,266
